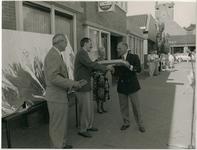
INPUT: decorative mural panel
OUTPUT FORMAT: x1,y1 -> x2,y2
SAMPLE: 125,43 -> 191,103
2,29 -> 74,117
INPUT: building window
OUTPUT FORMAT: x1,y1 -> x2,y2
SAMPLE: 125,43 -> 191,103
89,29 -> 99,61
136,38 -> 138,54
55,10 -> 73,46
20,1 -> 74,47
125,2 -> 127,12
23,2 -> 51,34
115,1 -> 127,12
101,33 -> 108,58
87,26 -> 111,60
121,2 -> 123,7
132,37 -> 135,54
129,36 -> 132,51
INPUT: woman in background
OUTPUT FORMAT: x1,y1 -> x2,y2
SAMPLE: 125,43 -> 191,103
154,50 -> 159,76
93,47 -> 110,114
147,50 -> 155,77
168,52 -> 174,71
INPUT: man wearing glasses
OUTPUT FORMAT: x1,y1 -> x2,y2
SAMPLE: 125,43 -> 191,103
113,42 -> 145,132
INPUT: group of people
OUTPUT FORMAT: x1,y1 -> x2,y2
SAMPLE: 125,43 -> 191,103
44,33 -> 145,149
147,50 -> 175,77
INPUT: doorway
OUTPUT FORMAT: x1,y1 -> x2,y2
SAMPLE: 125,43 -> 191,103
110,35 -> 118,60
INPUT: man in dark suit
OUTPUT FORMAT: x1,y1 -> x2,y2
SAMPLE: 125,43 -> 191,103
74,37 -> 114,138
44,33 -> 82,148
112,42 -> 145,132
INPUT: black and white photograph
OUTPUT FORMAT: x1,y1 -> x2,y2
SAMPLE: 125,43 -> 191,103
1,0 -> 196,149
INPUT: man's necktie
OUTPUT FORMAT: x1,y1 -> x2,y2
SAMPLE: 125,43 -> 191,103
61,54 -> 63,60
122,56 -> 124,61
60,54 -> 69,78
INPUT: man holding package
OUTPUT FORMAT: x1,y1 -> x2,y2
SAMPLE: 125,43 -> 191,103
74,37 -> 115,138
112,42 -> 145,132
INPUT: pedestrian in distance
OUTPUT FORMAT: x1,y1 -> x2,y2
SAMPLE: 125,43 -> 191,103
74,37 -> 115,138
153,50 -> 159,76
168,52 -> 174,71
158,52 -> 162,74
44,33 -> 82,149
147,50 -> 155,77
112,42 -> 145,133
92,47 -> 110,114
160,53 -> 166,71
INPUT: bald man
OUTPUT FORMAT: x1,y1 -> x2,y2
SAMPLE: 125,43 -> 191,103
44,33 -> 81,148
113,42 -> 145,132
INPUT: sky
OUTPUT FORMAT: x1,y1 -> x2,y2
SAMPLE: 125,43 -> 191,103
127,1 -> 196,28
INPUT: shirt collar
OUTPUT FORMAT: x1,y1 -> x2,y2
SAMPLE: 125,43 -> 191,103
83,47 -> 88,53
122,50 -> 129,60
53,46 -> 62,56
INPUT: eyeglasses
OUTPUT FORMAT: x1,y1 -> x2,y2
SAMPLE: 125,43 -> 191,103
116,48 -> 121,51
59,39 -> 67,44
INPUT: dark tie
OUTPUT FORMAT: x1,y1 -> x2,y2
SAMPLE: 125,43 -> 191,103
60,54 -> 69,78
122,56 -> 124,61
61,54 -> 63,60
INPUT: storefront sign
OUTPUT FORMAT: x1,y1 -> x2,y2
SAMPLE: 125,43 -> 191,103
169,41 -> 177,45
98,1 -> 115,12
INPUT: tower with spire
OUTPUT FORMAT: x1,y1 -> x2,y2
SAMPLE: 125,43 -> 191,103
155,1 -> 186,35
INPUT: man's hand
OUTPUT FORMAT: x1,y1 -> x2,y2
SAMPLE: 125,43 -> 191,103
124,61 -> 130,68
72,81 -> 81,90
106,64 -> 115,72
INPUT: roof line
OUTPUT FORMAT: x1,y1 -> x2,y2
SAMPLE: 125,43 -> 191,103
145,14 -> 150,32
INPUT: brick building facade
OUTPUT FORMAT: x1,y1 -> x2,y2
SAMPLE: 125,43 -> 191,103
2,1 -> 145,131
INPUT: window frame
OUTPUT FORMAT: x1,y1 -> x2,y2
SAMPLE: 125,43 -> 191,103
86,25 -> 111,60
115,1 -> 127,12
15,1 -> 77,53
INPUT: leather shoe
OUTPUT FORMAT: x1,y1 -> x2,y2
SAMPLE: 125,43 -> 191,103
139,127 -> 145,132
87,127 -> 98,131
78,131 -> 92,138
63,145 -> 73,149
101,108 -> 108,113
121,125 -> 129,130
97,109 -> 103,114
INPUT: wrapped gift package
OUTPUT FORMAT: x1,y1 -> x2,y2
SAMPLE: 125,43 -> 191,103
97,59 -> 127,66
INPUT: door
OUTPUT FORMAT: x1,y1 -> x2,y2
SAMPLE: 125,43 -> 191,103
110,35 -> 118,60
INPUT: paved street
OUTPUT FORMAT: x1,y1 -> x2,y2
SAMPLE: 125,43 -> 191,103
2,62 -> 196,149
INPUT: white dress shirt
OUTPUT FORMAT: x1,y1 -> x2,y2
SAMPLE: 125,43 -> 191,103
122,51 -> 133,71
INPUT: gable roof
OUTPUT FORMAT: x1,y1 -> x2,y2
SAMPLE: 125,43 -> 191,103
127,14 -> 157,42
126,20 -> 143,38
127,14 -> 148,29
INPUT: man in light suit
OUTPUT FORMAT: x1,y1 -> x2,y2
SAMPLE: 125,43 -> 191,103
74,37 -> 114,138
112,42 -> 145,132
44,33 -> 82,148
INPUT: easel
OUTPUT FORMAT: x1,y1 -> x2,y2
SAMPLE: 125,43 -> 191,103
167,53 -> 196,149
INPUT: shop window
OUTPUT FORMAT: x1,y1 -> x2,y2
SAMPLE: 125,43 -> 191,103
101,33 -> 108,59
136,39 -> 138,55
23,2 -> 51,34
129,36 -> 132,51
89,29 -> 99,61
132,37 -> 135,54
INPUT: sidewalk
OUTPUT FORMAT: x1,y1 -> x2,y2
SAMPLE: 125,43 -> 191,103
2,62 -> 195,149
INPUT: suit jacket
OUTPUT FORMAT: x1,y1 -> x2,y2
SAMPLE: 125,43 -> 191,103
113,53 -> 141,94
44,47 -> 76,103
74,48 -> 107,92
